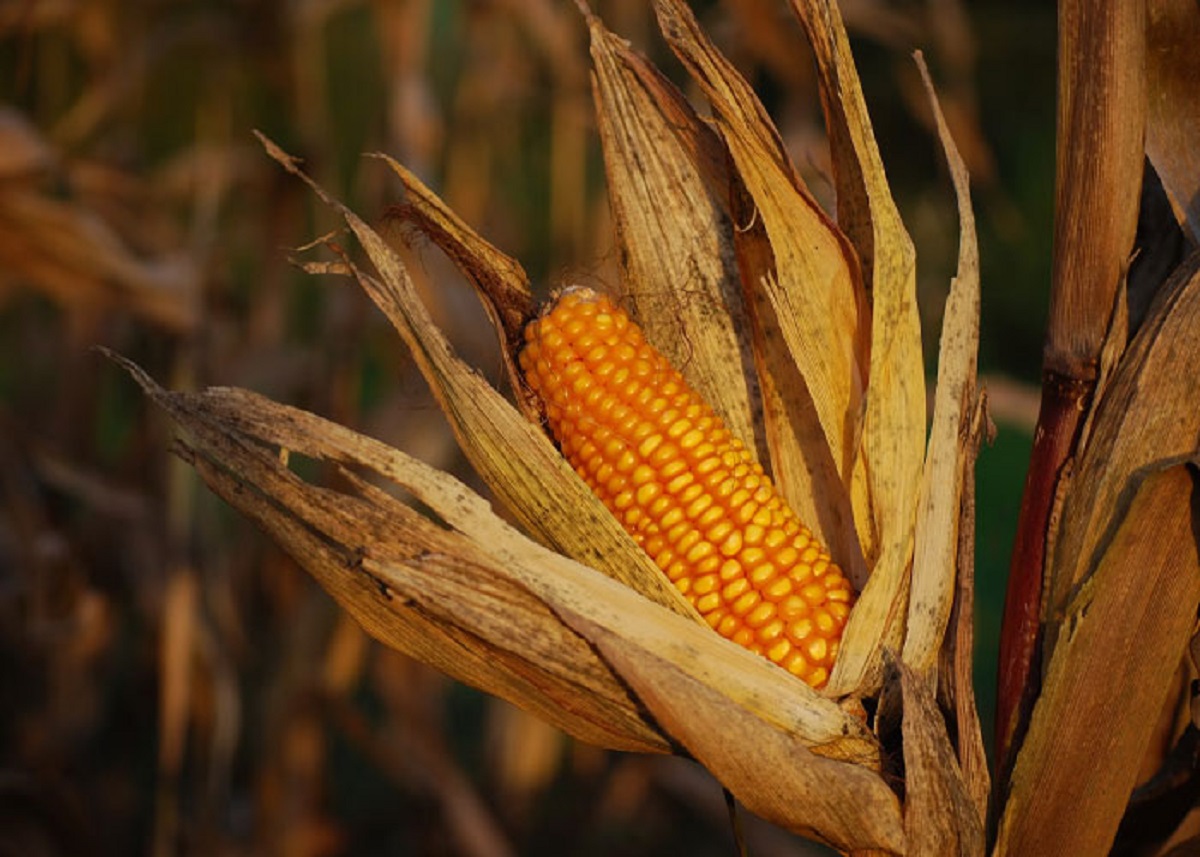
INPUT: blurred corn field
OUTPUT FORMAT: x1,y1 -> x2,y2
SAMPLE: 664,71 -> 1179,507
2,0 -> 1157,854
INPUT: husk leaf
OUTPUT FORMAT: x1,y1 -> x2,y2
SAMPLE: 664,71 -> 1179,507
784,0 -> 924,571
722,123 -> 867,589
586,11 -> 761,456
651,0 -> 868,492
997,465 -> 1200,856
778,0 -> 927,698
371,154 -> 536,418
648,0 -> 875,672
900,664 -> 986,856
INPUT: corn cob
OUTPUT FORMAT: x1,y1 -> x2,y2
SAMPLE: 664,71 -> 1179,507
518,287 -> 855,688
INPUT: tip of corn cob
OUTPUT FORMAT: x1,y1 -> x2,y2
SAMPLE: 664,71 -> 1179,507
518,287 -> 856,689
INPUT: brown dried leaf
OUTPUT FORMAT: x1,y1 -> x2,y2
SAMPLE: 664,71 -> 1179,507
256,132 -> 695,620
586,12 -> 761,454
593,633 -> 905,853
903,53 -> 980,676
1047,252 -> 1200,627
945,395 -> 992,824
1146,0 -> 1200,245
997,465 -> 1200,856
107,354 -> 896,845
373,155 -> 536,417
900,664 -> 985,856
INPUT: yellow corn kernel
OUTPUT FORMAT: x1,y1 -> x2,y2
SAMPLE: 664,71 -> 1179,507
518,287 -> 856,689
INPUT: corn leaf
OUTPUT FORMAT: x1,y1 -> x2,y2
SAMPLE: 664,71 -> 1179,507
997,465 -> 1200,856
777,0 -> 926,697
370,155 -> 536,418
900,664 -> 985,856
786,0 -> 926,579
1047,252 -> 1200,629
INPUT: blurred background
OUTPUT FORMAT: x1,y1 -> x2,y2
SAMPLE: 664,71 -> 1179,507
0,0 -> 1051,854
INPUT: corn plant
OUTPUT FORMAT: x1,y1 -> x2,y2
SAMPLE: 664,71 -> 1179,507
110,0 -> 1200,852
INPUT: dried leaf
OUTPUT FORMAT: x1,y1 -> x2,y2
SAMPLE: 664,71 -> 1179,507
586,12 -> 761,455
997,465 -> 1200,856
1146,0 -> 1200,244
725,170 -> 869,592
594,633 -> 905,853
1047,252 -> 1200,628
786,0 -> 926,586
780,0 -> 927,698
900,664 -> 985,856
945,395 -> 992,824
373,155 -> 536,417
256,132 -> 696,620
903,53 -> 980,675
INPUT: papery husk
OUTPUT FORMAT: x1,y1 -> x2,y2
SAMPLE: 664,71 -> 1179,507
777,0 -> 927,698
903,53 -> 981,677
900,664 -> 985,856
373,154 -> 536,418
585,11 -> 761,458
107,354 -> 906,851
996,465 -> 1200,856
785,0 -> 925,575
256,134 -> 697,621
1146,0 -> 1200,245
727,179 -> 869,590
651,0 -> 868,493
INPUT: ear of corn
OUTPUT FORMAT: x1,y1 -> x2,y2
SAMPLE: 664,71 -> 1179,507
518,287 -> 855,688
